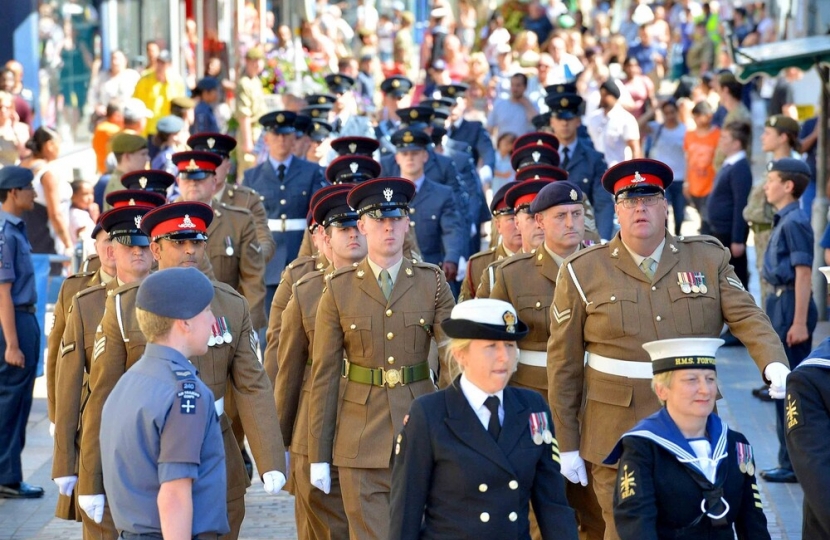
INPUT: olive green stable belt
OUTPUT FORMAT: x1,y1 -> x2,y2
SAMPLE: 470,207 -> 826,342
342,360 -> 430,388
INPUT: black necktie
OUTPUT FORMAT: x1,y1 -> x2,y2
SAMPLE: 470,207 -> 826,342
333,118 -> 342,133
277,164 -> 286,182
484,396 -> 501,440
561,146 -> 570,169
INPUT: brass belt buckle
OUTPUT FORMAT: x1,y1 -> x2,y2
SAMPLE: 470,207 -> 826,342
342,358 -> 351,378
383,367 -> 401,388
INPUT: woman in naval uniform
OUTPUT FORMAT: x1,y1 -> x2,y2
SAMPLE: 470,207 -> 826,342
390,299 -> 578,539
606,338 -> 771,540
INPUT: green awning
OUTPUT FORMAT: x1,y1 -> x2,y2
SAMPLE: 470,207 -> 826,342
734,35 -> 830,82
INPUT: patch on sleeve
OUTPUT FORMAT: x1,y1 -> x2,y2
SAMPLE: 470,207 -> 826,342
93,337 -> 106,361
785,392 -> 802,433
552,304 -> 571,324
60,341 -> 76,357
726,277 -> 745,291
177,382 -> 201,415
249,242 -> 262,254
550,437 -> 560,465
619,463 -> 637,500
174,370 -> 193,380
751,483 -> 763,509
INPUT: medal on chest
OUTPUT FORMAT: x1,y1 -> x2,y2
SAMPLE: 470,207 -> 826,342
208,316 -> 233,347
528,411 -> 552,445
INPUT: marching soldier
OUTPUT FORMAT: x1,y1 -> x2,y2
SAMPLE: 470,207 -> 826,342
438,83 -> 496,177
376,76 -> 413,156
490,181 -> 604,539
308,178 -> 456,539
78,202 -> 286,539
172,150 -> 266,329
53,203 -> 156,538
459,182 -> 522,302
187,132 -> 276,264
548,159 -> 790,540
324,75 -> 375,139
242,110 -> 327,321
276,188 -> 366,539
120,169 -> 176,200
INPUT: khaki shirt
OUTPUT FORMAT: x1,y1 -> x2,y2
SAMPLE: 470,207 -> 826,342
218,184 -> 276,263
235,74 -> 266,137
459,243 -> 511,302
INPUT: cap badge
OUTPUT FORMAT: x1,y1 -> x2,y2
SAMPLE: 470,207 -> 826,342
767,161 -> 774,171
349,162 -> 359,173
139,177 -> 148,189
128,198 -> 136,206
770,116 -> 777,126
557,85 -> 564,93
383,187 -> 394,202
409,110 -> 418,119
311,109 -> 320,117
532,151 -> 541,163
134,215 -> 142,228
570,189 -> 578,201
391,79 -> 400,88
561,98 -> 569,107
207,138 -> 216,149
403,131 -> 414,143
503,311 -> 516,333
536,140 -> 544,145
276,113 -> 285,123
447,86 -> 456,95
317,97 -> 326,104
348,142 -> 357,153
179,214 -> 196,228
186,159 -> 199,171
333,75 -> 341,84
314,124 -> 321,131
632,171 -> 645,183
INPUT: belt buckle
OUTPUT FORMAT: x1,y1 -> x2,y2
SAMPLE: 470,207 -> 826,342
342,358 -> 350,378
383,367 -> 401,388
281,217 -> 287,232
776,288 -> 783,297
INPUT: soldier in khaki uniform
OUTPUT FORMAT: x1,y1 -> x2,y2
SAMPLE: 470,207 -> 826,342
490,181 -> 603,539
172,150 -> 266,329
187,133 -> 276,265
308,178 -> 456,540
548,159 -> 791,540
77,202 -> 286,539
458,182 -> 521,302
277,189 -> 365,539
234,47 -> 267,176
53,204 -> 156,538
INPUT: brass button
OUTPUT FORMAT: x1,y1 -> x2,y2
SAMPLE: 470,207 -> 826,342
509,480 -> 518,490
480,512 -> 490,522
651,286 -> 657,291
656,316 -> 662,322
509,512 -> 518,522
479,483 -> 488,492
350,324 -> 356,330
386,309 -> 393,317
387,356 -> 395,365
419,318 -> 425,324
387,332 -> 394,340
535,301 -> 541,308
610,295 -> 616,301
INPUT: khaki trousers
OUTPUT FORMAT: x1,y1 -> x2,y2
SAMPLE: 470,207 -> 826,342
591,462 -> 622,540
338,466 -> 391,540
294,452 -> 349,539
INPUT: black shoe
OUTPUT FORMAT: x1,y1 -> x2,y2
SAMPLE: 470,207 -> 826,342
0,482 -> 45,499
759,468 -> 798,483
751,384 -> 767,397
720,330 -> 742,347
755,387 -> 773,402
241,447 -> 254,481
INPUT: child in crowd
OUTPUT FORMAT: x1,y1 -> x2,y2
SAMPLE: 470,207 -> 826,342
683,100 -> 719,234
490,132 -> 517,196
68,179 -> 99,253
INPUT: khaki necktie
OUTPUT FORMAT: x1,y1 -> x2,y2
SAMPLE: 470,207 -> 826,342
639,257 -> 656,281
379,269 -> 393,300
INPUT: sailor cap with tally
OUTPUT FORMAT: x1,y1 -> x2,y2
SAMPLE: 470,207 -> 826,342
330,136 -> 380,157
511,143 -> 560,171
642,338 -> 723,374
529,181 -> 584,213
187,133 -> 237,157
121,170 -> 175,193
602,158 -> 673,197
259,110 -> 297,134
442,298 -> 528,340
325,155 -> 381,184
0,166 -> 33,189
505,179 -> 552,211
105,189 -> 166,209
515,164 -> 569,182
100,206 -> 153,247
172,150 -> 223,180
380,76 -> 413,97
490,182 -> 518,216
313,189 -> 359,229
347,177 -> 415,218
140,201 -> 213,242
515,132 -> 560,151
137,267 -> 214,320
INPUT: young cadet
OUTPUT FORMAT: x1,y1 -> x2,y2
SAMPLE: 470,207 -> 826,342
759,158 -> 816,484
548,159 -> 789,540
276,188 -> 367,539
308,177 -> 456,539
78,201 -> 286,539
490,181 -> 604,539
0,167 -> 43,500
100,267 -> 230,539
53,200 -> 158,538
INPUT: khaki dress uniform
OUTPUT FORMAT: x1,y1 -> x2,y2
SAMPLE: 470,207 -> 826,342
80,281 -> 285,540
548,232 -> 787,540
53,280 -> 120,537
277,268 -> 349,540
458,243 -> 511,302
234,74 -> 266,176
219,184 -> 276,264
297,225 -> 423,262
308,257 -> 455,540
476,253 -> 519,299
742,182 -> 775,302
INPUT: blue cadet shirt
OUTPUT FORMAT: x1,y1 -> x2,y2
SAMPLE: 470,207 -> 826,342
101,343 -> 229,536
762,202 -> 813,287
0,209 -> 36,306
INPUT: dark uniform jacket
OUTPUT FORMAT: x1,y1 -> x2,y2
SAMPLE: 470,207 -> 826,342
218,183 -> 276,263
409,178 -> 466,266
448,118 -> 495,170
381,148 -> 460,193
443,137 -> 491,232
389,382 -> 578,540
562,140 -> 613,240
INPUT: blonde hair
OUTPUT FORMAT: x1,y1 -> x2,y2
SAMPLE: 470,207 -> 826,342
136,306 -> 176,342
445,338 -> 473,382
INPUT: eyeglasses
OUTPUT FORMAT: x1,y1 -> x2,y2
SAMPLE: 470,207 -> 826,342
616,194 -> 664,209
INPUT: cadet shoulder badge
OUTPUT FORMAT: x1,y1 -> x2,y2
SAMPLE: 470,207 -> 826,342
177,381 -> 201,415
785,392 -> 802,433
619,464 -> 637,500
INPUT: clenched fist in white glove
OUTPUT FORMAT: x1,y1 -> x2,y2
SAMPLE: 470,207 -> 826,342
78,494 -> 106,523
765,362 -> 790,400
54,475 -> 77,496
49,422 -> 55,438
560,451 -> 588,486
310,462 -> 331,494
262,470 -> 287,494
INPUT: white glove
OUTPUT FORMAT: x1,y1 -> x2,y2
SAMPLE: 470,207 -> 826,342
78,494 -> 106,523
478,165 -> 493,183
49,422 -> 55,438
310,462 -> 331,494
262,470 -> 287,494
560,451 -> 588,486
54,475 -> 77,496
765,362 -> 790,400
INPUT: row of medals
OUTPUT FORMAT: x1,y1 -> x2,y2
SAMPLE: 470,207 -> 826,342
209,316 -> 232,347
677,272 -> 708,294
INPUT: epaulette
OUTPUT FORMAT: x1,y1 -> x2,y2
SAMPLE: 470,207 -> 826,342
75,283 -> 107,301
497,251 -> 535,270
411,260 -> 442,271
67,270 -> 97,280
296,267 -> 327,287
468,247 -> 496,262
566,242 -> 608,264
287,255 -> 316,271
676,234 -> 725,248
113,280 -> 140,295
329,263 -> 359,281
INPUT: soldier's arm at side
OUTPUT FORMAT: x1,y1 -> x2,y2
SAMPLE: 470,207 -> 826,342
613,437 -> 660,540
237,214 -> 267,329
263,271 -> 296,386
439,197 -> 465,266
248,192 -> 276,263
274,288 -> 308,448
733,435 -> 771,540
475,263 -> 494,299
432,269 -> 456,389
476,125 -> 496,170
47,281 -> 72,421
52,296 -> 86,479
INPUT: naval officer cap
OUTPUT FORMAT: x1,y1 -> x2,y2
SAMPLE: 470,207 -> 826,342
293,115 -> 312,137
602,158 -> 673,198
511,143 -> 560,171
121,170 -> 175,193
396,106 -> 434,130
325,73 -> 356,95
442,298 -> 528,340
259,110 -> 297,134
437,83 -> 469,100
0,166 -> 34,190
515,164 -> 569,182
172,150 -> 223,181
140,201 -> 214,242
529,181 -> 584,213
325,155 -> 381,184
490,181 -> 519,216
313,189 -> 359,229
531,112 -> 552,130
380,75 -> 413,97
515,132 -> 560,152
187,133 -> 237,158
100,206 -> 153,247
391,128 -> 431,152
105,189 -> 167,209
301,104 -> 333,120
505,179 -> 552,212
422,98 -> 454,115
642,338 -> 723,375
347,177 -> 416,218
308,119 -> 333,142
330,136 -> 380,157
137,267 -> 214,320
546,93 -> 584,119
544,82 -> 578,98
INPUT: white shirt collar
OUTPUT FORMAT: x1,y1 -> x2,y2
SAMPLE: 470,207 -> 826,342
459,374 -> 504,413
722,150 -> 746,167
367,256 -> 404,285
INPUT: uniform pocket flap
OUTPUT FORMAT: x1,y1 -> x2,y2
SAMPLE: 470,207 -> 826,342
586,378 -> 633,407
404,311 -> 434,327
342,380 -> 371,404
517,295 -> 545,310
342,316 -> 372,331
592,288 -> 638,308
668,284 -> 715,302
